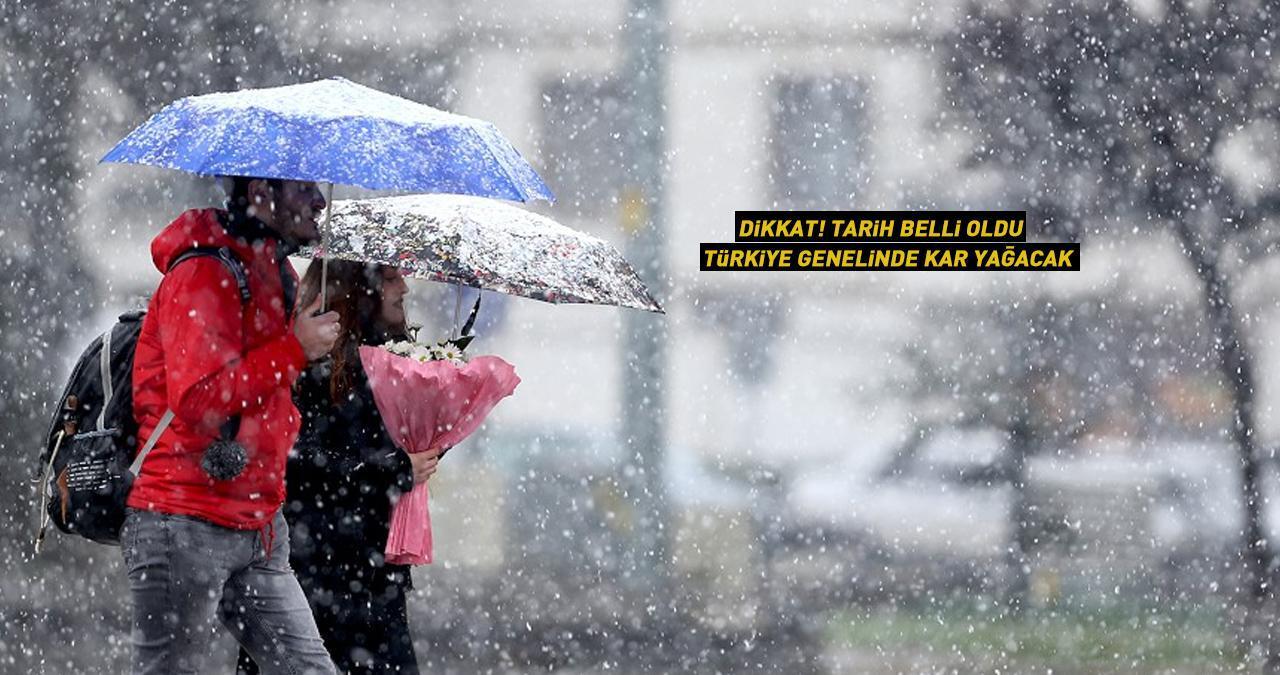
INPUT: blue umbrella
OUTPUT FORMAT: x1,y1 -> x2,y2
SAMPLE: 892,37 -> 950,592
101,77 -> 554,203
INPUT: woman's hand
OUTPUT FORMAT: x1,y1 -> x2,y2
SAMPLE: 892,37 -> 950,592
408,447 -> 448,484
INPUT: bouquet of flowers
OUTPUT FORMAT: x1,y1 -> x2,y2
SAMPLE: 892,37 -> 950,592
360,330 -> 519,565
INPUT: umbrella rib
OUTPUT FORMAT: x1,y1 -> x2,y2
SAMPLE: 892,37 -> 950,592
470,125 -> 541,204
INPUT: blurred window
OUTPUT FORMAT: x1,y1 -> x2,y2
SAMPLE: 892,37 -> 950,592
770,76 -> 868,208
540,75 -> 627,218
918,428 -> 1005,479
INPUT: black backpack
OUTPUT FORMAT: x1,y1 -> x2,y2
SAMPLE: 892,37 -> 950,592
33,247 -> 250,550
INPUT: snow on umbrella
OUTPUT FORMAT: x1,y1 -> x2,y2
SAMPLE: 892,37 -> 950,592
100,77 -> 553,202
306,193 -> 664,313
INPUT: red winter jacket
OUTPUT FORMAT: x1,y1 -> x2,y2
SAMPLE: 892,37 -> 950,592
129,208 -> 308,530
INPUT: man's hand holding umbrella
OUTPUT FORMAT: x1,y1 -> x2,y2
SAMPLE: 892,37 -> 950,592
293,294 -> 341,361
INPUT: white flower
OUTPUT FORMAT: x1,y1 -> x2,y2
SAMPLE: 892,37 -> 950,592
383,340 -> 417,357
381,337 -> 468,365
434,342 -> 468,365
410,344 -> 435,363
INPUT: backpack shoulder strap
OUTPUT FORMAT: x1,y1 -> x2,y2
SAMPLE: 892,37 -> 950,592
168,246 -> 251,306
128,409 -> 174,477
139,247 -> 251,474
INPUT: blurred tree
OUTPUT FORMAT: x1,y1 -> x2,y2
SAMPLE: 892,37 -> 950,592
897,290 -> 1216,610
944,0 -> 1280,657
0,1 -> 98,547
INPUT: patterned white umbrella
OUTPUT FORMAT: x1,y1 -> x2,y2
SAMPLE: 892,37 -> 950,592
304,194 -> 663,314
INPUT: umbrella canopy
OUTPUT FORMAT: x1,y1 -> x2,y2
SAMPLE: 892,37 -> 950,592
305,194 -> 663,313
101,77 -> 554,202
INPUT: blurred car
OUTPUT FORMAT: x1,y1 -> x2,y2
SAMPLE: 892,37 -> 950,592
788,427 -> 1252,602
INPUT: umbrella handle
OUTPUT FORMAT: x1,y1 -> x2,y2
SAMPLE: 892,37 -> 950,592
452,283 -> 463,340
319,182 -> 335,312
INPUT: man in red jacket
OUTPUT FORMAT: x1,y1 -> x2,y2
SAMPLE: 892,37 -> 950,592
124,176 -> 341,674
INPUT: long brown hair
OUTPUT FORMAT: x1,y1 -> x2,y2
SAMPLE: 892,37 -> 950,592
298,259 -> 409,403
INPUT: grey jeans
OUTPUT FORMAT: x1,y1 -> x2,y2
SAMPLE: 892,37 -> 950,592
120,508 -> 337,675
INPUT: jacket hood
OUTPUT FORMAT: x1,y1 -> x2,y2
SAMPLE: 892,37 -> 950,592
150,209 -> 239,273
151,208 -> 282,273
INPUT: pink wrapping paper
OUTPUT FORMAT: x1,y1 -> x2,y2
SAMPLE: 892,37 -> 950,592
359,345 -> 520,565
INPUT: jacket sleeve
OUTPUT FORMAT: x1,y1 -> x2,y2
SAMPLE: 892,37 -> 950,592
353,447 -> 415,498
156,257 -> 308,434
302,416 -> 415,498
294,365 -> 416,497
332,388 -> 416,497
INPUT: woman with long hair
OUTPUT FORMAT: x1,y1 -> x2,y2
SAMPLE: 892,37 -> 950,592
238,259 -> 441,674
